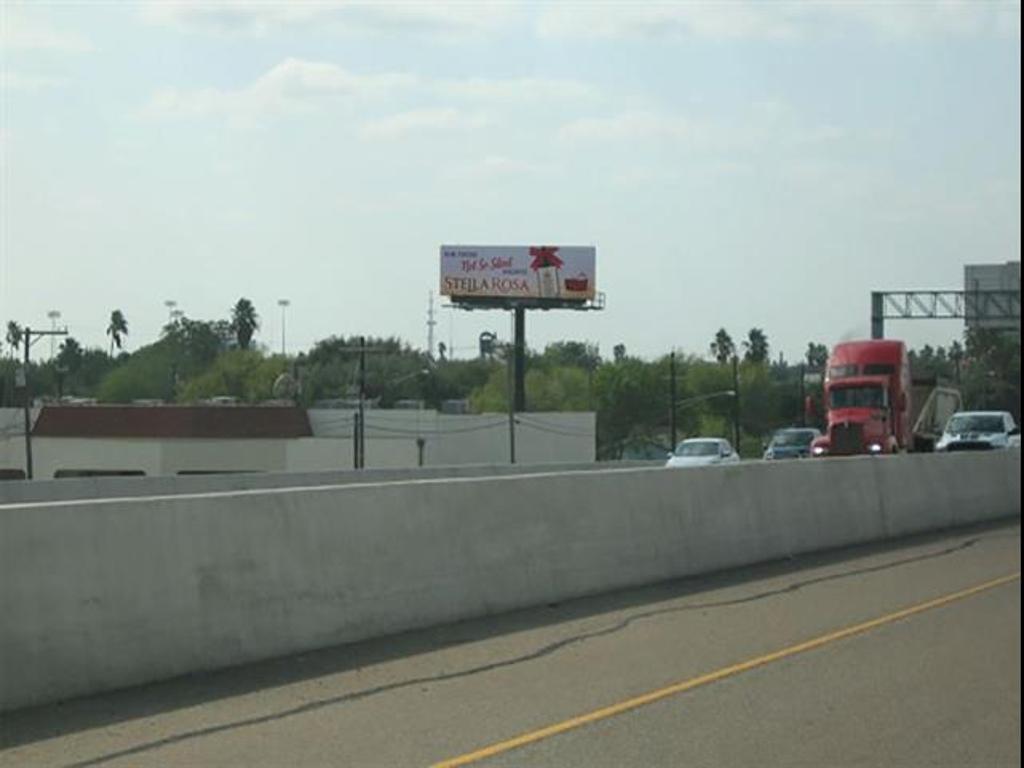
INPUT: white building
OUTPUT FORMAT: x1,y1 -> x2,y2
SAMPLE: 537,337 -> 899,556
0,406 -> 595,480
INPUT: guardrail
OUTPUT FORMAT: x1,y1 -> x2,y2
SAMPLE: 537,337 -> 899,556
0,460 -> 662,505
0,450 -> 1018,712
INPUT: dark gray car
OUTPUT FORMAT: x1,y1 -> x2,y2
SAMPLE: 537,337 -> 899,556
763,427 -> 821,460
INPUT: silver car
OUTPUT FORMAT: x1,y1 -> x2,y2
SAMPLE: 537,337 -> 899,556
935,411 -> 1020,452
666,438 -> 740,468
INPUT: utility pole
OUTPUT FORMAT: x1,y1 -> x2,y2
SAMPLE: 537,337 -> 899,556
21,325 -> 68,479
358,335 -> 367,469
799,363 -> 806,427
732,356 -> 741,451
669,351 -> 678,450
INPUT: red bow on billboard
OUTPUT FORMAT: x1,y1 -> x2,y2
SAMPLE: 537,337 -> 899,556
529,246 -> 564,271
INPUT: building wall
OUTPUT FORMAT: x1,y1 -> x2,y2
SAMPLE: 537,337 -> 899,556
0,409 -> 595,478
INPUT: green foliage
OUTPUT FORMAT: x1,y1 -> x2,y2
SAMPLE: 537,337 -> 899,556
5,321 -> 23,354
56,337 -> 84,374
961,329 -> 1021,418
97,342 -> 177,402
106,310 -> 128,354
593,357 -> 668,459
541,341 -> 601,370
743,328 -> 769,364
804,342 -> 828,369
710,328 -> 735,364
230,298 -> 259,350
470,365 -> 592,413
179,350 -> 286,402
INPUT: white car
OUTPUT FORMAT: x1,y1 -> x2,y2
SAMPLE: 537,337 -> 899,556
666,438 -> 740,468
935,411 -> 1020,452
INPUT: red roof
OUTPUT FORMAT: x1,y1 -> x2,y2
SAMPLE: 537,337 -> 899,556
33,406 -> 312,439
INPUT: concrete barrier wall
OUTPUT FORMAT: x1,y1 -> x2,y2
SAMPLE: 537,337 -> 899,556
0,460 -> 661,505
1,450 -> 1018,712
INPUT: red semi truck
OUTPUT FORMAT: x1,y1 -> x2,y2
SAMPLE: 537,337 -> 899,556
810,340 -> 961,456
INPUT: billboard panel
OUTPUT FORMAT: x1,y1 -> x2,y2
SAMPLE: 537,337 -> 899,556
440,245 -> 596,303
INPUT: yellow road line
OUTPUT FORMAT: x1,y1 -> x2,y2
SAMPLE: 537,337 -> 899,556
433,571 -> 1021,768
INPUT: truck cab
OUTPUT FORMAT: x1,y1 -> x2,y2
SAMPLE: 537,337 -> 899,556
811,340 -> 910,456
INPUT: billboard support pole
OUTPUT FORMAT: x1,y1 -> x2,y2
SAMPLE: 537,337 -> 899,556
513,307 -> 526,412
506,343 -> 516,464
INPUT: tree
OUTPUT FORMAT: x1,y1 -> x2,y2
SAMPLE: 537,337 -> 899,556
178,350 -> 287,403
5,321 -> 23,357
612,344 -> 627,363
710,328 -> 735,365
56,337 -> 84,374
742,328 -> 769,364
230,298 -> 259,350
805,342 -> 828,369
106,310 -> 128,355
542,341 -> 601,371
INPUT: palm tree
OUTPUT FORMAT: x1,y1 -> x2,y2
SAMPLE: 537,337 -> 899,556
710,328 -> 735,365
742,327 -> 769,364
805,342 -> 828,369
230,298 -> 259,350
5,321 -> 23,358
106,310 -> 128,355
57,336 -> 84,374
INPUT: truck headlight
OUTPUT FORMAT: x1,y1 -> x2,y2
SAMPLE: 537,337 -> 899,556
868,443 -> 883,454
812,445 -> 827,456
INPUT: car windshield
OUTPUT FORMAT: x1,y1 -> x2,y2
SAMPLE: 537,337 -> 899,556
829,385 -> 885,409
675,441 -> 720,457
772,430 -> 817,447
946,415 -> 1005,434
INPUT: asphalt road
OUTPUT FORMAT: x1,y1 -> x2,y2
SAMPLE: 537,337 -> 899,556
2,518 -> 1019,767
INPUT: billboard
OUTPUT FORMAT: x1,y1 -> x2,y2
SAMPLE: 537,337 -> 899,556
440,245 -> 596,303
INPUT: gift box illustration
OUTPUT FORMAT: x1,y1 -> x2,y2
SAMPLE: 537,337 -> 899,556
564,273 -> 589,293
529,246 -> 563,298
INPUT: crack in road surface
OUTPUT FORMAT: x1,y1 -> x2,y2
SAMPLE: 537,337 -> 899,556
60,533 -> 1001,767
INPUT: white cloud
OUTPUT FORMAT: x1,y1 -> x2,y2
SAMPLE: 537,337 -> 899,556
142,1 -> 518,37
559,111 -> 708,142
1,71 -> 66,92
358,108 -> 490,140
559,101 -> 847,153
1,9 -> 94,52
143,58 -> 598,121
537,3 -> 800,41
144,58 -> 417,119
436,76 -> 597,103
537,1 -> 1020,41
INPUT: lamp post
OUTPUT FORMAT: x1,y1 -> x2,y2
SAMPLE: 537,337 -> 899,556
46,310 -> 61,359
278,299 -> 290,356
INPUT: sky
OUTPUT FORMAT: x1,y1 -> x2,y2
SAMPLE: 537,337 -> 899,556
1,0 -> 1020,364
